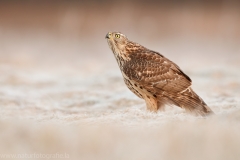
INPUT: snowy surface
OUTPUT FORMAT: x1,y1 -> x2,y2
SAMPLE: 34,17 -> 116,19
0,32 -> 240,160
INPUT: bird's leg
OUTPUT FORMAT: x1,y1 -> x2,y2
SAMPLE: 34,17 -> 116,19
157,100 -> 166,111
144,96 -> 158,112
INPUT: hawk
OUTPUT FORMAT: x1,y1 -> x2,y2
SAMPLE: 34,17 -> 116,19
105,32 -> 213,116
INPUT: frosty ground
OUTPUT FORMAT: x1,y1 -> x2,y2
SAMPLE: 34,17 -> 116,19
0,32 -> 240,160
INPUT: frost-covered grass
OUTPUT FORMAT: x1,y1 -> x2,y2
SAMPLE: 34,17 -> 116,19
0,33 -> 240,160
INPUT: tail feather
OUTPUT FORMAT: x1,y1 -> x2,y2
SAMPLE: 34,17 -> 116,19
166,87 -> 214,116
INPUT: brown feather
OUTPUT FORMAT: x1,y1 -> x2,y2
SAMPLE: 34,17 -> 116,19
106,32 -> 214,116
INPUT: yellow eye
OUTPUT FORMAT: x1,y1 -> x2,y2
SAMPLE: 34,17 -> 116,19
115,34 -> 120,38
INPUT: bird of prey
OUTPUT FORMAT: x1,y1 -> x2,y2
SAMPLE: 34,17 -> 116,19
105,32 -> 213,116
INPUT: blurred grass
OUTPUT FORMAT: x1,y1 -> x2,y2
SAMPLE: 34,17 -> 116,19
0,1 -> 240,39
0,0 -> 239,69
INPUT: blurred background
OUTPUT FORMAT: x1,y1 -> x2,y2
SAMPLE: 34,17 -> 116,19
0,0 -> 240,72
0,1 -> 240,160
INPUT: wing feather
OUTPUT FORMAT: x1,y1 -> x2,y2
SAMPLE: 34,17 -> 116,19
123,50 -> 192,94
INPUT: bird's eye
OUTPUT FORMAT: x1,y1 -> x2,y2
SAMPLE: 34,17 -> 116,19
115,34 -> 120,38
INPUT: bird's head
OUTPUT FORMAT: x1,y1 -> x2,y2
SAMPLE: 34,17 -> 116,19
105,32 -> 129,58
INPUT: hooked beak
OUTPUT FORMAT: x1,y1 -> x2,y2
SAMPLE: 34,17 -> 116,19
105,32 -> 110,39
